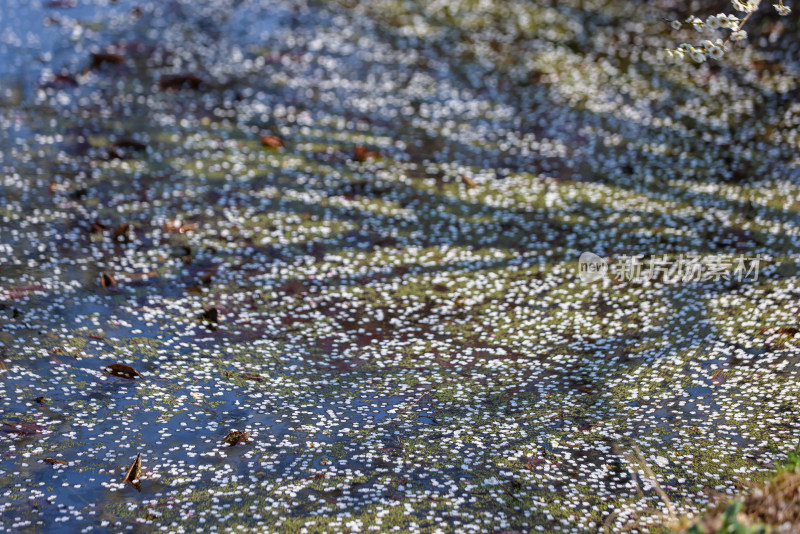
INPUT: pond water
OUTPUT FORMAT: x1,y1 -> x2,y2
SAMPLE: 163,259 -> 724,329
1,0 -> 800,531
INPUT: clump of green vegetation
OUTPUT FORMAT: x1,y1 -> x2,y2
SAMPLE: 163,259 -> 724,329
676,450 -> 800,533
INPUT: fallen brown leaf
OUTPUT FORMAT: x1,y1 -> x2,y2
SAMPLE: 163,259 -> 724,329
112,223 -> 131,242
90,52 -> 125,70
90,220 -> 110,234
0,421 -> 45,436
200,307 -> 219,323
164,220 -> 197,233
260,135 -> 284,149
242,373 -> 264,382
100,272 -> 117,290
123,453 -> 142,491
778,326 -> 799,336
461,175 -> 477,188
223,430 -> 249,446
114,139 -> 147,152
159,74 -> 205,91
41,74 -> 79,89
353,145 -> 379,162
45,1 -> 77,9
105,363 -> 143,379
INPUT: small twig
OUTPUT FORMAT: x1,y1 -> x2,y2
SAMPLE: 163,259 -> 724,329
394,388 -> 433,419
630,443 -> 677,520
391,421 -> 407,455
612,441 -> 644,498
502,483 -> 521,503
602,509 -> 619,533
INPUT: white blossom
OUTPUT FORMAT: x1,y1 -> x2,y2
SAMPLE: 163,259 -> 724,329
732,0 -> 761,12
730,29 -> 748,41
690,48 -> 707,62
708,45 -> 725,59
774,2 -> 791,15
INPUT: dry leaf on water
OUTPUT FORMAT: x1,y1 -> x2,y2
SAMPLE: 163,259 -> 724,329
100,272 -> 117,290
0,421 -> 45,436
164,220 -> 197,233
123,453 -> 142,491
90,220 -> 109,234
242,373 -> 264,382
260,135 -> 284,149
353,145 -> 379,162
224,430 -> 249,446
112,223 -> 131,242
45,0 -> 77,7
89,52 -> 125,70
41,74 -> 78,89
105,363 -> 143,379
159,74 -> 205,91
200,307 -> 219,323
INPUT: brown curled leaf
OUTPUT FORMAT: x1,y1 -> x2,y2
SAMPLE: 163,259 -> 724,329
100,272 -> 118,290
200,307 -> 219,323
105,363 -> 143,379
353,145 -> 379,162
123,453 -> 142,491
260,135 -> 284,149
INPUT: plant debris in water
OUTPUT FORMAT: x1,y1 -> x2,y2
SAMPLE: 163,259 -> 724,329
122,453 -> 142,492
104,363 -> 143,379
223,430 -> 249,447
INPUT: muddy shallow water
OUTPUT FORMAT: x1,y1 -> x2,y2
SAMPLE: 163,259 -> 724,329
1,0 -> 800,532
